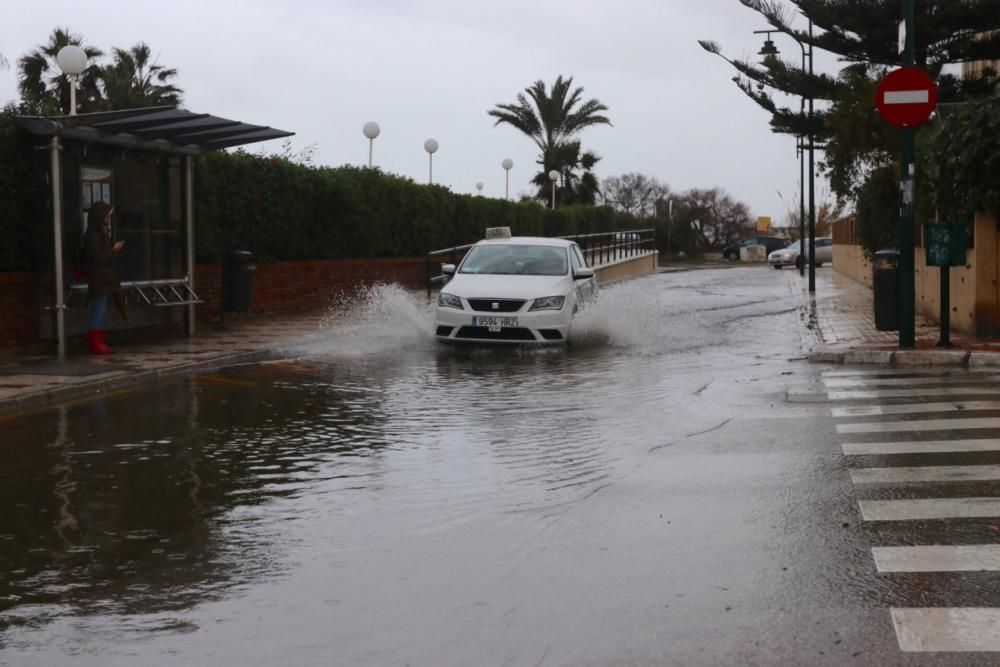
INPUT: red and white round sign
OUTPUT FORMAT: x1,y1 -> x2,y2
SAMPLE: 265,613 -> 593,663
876,67 -> 939,128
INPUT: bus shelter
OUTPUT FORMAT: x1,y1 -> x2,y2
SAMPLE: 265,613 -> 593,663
15,107 -> 293,357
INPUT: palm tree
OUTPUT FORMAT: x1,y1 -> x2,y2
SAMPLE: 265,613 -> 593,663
489,75 -> 611,204
18,27 -> 104,114
99,43 -> 182,110
530,140 -> 602,206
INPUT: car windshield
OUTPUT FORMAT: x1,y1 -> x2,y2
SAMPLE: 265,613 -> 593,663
460,244 -> 568,276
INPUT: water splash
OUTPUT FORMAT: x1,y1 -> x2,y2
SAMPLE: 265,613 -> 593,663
570,277 -> 725,354
294,284 -> 436,357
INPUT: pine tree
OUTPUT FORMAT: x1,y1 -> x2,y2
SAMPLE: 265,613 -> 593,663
701,1 -> 1000,204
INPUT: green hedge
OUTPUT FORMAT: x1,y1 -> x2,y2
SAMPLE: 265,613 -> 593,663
0,113 -> 643,270
193,151 -> 641,263
0,111 -> 46,271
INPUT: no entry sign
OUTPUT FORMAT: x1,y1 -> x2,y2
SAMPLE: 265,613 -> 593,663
877,67 -> 939,128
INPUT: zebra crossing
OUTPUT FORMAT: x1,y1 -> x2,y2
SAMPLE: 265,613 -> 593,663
822,366 -> 1000,653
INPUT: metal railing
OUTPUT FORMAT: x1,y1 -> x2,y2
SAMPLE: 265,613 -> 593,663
559,228 -> 656,268
426,243 -> 475,299
425,228 -> 656,297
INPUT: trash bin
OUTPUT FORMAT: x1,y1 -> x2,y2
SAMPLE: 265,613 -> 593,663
222,250 -> 255,313
872,249 -> 899,331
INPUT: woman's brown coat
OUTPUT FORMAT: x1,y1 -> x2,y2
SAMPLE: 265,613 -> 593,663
84,204 -> 119,299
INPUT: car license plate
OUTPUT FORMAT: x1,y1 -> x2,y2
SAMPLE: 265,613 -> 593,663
472,316 -> 517,332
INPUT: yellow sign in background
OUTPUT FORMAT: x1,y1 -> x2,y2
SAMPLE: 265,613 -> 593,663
756,216 -> 772,233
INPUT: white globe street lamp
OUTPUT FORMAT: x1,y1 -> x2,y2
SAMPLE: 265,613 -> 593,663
476,182 -> 484,196
501,158 -> 513,200
362,121 -> 380,168
55,45 -> 87,116
548,169 -> 560,210
424,138 -> 439,184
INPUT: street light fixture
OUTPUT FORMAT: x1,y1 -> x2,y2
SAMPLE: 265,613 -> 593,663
753,22 -> 816,291
55,44 -> 86,116
502,158 -> 513,200
363,121 -> 380,168
548,169 -> 560,210
758,32 -> 780,58
424,138 -> 439,184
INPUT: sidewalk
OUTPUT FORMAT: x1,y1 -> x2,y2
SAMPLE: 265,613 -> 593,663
799,268 -> 1000,367
0,312 -> 329,418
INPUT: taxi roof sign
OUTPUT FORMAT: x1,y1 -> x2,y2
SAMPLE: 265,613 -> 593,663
485,226 -> 512,239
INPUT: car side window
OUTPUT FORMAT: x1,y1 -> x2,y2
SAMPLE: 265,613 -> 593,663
571,245 -> 586,270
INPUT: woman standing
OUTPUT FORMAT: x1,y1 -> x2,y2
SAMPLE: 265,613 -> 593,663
83,201 -> 124,354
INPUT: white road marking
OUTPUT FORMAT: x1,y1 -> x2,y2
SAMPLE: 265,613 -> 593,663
843,439 -> 1000,456
851,465 -> 1000,484
873,545 -> 1000,572
837,417 -> 1000,434
892,608 -> 1000,652
884,90 -> 931,105
823,368 -> 981,379
832,401 -> 1000,417
824,375 -> 999,389
860,498 -> 1000,521
828,386 -> 1000,400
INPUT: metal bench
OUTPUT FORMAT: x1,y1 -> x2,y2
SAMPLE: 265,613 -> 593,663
68,278 -> 203,307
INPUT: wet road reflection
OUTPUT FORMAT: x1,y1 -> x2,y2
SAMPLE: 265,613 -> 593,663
1,268 -> 816,664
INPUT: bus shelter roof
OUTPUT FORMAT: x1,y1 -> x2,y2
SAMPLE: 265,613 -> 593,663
15,106 -> 294,155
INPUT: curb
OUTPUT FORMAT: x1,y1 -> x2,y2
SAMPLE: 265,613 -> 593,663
806,346 -> 996,367
0,347 -> 288,419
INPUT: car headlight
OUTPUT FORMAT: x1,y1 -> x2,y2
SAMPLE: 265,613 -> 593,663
438,292 -> 463,309
529,295 -> 565,311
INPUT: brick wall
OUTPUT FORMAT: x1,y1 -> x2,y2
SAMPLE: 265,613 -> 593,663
193,257 -> 427,323
0,272 -> 40,349
0,257 -> 428,351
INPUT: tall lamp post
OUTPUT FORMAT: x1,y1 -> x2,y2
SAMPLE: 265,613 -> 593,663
502,158 -> 513,200
754,22 -> 816,291
424,138 -> 438,184
548,170 -> 560,210
55,45 -> 87,115
363,121 -> 380,168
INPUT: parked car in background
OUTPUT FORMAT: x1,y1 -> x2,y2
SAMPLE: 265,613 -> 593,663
722,236 -> 788,262
768,237 -> 833,269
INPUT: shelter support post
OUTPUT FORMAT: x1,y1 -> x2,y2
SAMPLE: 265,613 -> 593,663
50,137 -> 66,358
184,156 -> 196,337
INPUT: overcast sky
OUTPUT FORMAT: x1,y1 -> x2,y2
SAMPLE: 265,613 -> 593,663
2,0 -> 841,222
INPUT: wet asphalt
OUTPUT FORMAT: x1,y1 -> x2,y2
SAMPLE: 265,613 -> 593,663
1,266 -> 999,666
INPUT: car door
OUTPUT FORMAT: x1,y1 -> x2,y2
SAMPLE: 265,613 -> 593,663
571,244 -> 597,303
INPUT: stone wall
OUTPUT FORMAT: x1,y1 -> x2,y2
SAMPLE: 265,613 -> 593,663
594,252 -> 659,285
832,212 -> 1000,337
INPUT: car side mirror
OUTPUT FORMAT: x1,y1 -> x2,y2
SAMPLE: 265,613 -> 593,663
573,267 -> 595,280
441,264 -> 456,276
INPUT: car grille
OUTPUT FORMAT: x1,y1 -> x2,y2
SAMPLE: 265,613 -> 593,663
538,329 -> 563,341
467,299 -> 525,313
455,326 -> 536,341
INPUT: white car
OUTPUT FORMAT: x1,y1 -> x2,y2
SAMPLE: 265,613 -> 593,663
768,237 -> 833,269
434,235 -> 598,344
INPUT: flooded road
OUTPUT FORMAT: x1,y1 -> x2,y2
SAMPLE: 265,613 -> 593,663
2,267 -> 919,665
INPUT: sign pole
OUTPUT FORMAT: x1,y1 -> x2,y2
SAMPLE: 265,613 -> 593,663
898,0 -> 916,348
